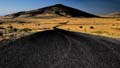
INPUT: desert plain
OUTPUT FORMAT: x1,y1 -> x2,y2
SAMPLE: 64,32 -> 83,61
0,17 -> 120,40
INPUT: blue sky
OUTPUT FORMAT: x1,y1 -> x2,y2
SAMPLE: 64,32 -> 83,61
0,0 -> 120,15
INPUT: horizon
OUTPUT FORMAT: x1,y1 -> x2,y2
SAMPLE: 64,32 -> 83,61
0,0 -> 120,16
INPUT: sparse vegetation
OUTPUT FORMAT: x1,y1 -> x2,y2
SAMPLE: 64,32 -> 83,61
90,26 -> 94,29
13,28 -> 18,32
0,27 -> 5,29
112,24 -> 115,26
37,24 -> 40,26
17,21 -> 31,23
0,21 -> 3,24
79,26 -> 83,28
116,19 -> 120,21
17,21 -> 26,23
0,17 -> 120,40
93,31 -> 109,34
7,25 -> 13,29
20,28 -> 32,32
0,31 -> 3,36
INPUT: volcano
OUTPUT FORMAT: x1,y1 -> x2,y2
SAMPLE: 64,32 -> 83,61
0,29 -> 120,68
5,4 -> 98,18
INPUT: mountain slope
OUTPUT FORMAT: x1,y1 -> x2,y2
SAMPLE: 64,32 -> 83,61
5,4 -> 98,18
99,12 -> 120,17
108,12 -> 120,17
0,29 -> 120,68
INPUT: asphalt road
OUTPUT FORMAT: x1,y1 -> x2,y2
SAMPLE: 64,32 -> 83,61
0,29 -> 120,68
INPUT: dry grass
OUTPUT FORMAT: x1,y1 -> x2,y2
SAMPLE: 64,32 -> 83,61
0,17 -> 120,40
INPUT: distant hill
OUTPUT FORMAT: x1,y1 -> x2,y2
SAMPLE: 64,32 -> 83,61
5,4 -> 98,18
108,12 -> 120,17
99,12 -> 120,18
0,29 -> 120,68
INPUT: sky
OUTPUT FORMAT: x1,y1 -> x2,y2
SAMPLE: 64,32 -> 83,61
0,0 -> 120,16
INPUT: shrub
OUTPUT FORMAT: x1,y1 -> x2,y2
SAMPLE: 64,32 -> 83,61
20,28 -> 32,32
7,25 -> 13,29
0,32 -> 3,36
112,24 -> 115,26
17,21 -> 26,23
116,19 -> 120,21
90,26 -> 94,29
80,26 -> 83,28
0,22 -> 3,24
13,28 -> 18,32
0,27 -> 5,29
38,24 -> 40,26
17,21 -> 30,24
43,28 -> 50,30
